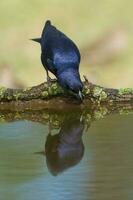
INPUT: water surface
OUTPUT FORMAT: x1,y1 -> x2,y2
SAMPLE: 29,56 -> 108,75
0,111 -> 133,200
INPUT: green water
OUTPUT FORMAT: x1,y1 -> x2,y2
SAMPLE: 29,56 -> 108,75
0,111 -> 133,200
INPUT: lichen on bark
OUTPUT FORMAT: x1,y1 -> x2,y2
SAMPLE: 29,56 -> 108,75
0,76 -> 132,110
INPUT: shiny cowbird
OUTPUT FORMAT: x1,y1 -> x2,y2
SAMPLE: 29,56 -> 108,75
32,20 -> 83,100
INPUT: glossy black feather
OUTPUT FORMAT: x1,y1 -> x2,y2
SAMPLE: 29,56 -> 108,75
33,20 -> 83,99
41,20 -> 80,74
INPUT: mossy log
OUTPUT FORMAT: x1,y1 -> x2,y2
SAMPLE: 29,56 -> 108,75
0,76 -> 133,111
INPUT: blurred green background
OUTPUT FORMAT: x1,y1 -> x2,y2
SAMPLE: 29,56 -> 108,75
0,0 -> 133,88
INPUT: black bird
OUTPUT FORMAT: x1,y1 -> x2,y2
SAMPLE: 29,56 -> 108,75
32,20 -> 83,100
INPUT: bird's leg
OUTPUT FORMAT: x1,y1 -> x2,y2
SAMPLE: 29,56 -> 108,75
46,70 -> 51,85
46,70 -> 57,86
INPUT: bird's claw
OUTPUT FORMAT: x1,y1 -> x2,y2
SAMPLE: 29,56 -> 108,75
47,77 -> 57,86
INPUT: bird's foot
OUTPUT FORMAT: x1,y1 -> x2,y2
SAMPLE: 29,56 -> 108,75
47,77 -> 57,86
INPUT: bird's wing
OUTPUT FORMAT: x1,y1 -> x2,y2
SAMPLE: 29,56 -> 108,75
46,58 -> 57,74
41,20 -> 81,65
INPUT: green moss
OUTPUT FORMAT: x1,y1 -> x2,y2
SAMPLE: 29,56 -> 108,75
13,93 -> 22,100
93,87 -> 107,101
48,83 -> 57,96
42,91 -> 49,98
42,113 -> 50,120
7,96 -> 13,100
23,87 -> 32,92
14,112 -> 22,119
109,99 -> 113,103
91,98 -> 95,102
0,115 -> 5,123
94,110 -> 104,120
99,91 -> 107,101
52,120 -> 60,128
83,85 -> 90,95
93,87 -> 103,97
100,107 -> 108,116
85,113 -> 91,123
48,83 -> 64,96
0,87 -> 6,99
56,85 -> 64,94
94,107 -> 108,120
48,87 -> 54,96
119,109 -> 133,115
119,88 -> 133,95
51,83 -> 58,90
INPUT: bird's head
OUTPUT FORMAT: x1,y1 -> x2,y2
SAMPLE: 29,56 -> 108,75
68,79 -> 83,101
57,69 -> 83,101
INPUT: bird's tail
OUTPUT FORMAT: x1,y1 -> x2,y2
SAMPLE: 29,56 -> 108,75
30,38 -> 41,43
31,20 -> 51,44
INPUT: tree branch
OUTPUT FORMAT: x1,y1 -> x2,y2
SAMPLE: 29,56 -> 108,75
0,76 -> 132,111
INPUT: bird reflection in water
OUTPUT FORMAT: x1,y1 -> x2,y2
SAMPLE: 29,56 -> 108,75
45,115 -> 85,176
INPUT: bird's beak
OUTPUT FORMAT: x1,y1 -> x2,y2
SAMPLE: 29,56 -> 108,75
78,90 -> 83,101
